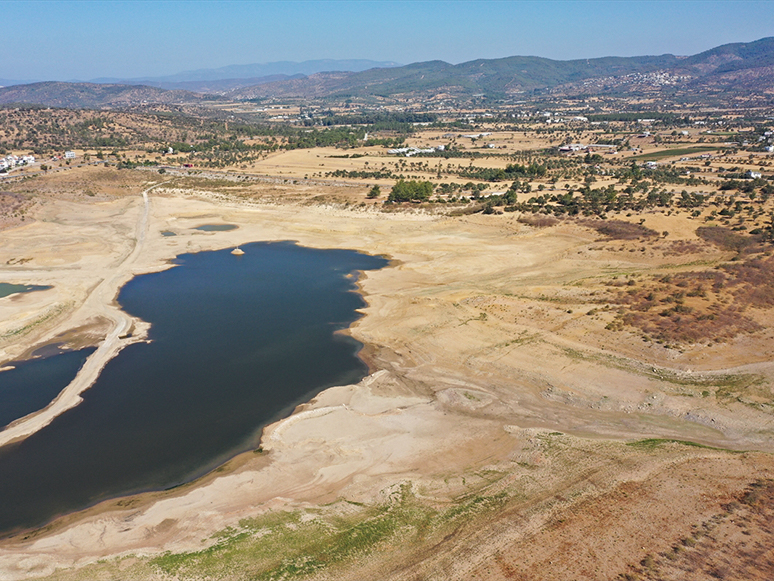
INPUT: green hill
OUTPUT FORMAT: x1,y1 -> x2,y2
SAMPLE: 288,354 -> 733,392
232,37 -> 774,100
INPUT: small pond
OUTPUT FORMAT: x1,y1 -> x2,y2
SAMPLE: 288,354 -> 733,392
0,283 -> 52,298
194,224 -> 238,232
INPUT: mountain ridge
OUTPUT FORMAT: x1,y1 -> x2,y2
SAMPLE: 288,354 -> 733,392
230,37 -> 774,99
1,38 -> 772,108
88,59 -> 401,91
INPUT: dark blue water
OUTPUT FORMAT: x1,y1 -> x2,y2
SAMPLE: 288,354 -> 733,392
0,241 -> 387,536
0,348 -> 95,429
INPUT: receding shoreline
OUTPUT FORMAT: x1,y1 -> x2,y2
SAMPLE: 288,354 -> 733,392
0,238 -> 387,537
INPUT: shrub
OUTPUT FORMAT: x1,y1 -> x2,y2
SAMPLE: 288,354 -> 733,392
583,220 -> 658,240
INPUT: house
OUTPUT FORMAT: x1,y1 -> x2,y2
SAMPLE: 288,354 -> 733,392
64,151 -> 76,159
387,146 -> 440,157
748,171 -> 762,179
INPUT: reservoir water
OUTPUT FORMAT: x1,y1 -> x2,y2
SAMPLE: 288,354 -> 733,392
0,241 -> 387,536
0,348 -> 95,430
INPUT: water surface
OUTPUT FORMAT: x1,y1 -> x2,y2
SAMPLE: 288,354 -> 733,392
194,224 -> 237,232
0,348 -> 95,429
0,283 -> 52,298
0,241 -> 387,536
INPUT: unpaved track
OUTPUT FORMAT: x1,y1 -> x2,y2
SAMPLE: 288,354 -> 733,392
0,186 -> 157,448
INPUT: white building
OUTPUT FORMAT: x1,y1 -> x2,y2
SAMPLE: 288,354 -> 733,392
64,151 -> 76,159
387,145 -> 445,157
558,144 -> 586,153
0,154 -> 31,171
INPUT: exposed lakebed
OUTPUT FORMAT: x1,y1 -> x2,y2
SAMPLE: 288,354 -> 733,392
0,241 -> 387,536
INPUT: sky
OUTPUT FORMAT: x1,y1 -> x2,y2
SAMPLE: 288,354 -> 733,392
1,0 -> 773,81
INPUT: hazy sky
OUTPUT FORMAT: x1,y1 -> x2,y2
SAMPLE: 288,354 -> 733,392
2,0 -> 773,81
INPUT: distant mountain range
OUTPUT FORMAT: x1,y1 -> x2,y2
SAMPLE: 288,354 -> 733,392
0,79 -> 37,89
230,37 -> 774,100
0,60 -> 401,93
0,39 -> 772,108
89,59 -> 400,91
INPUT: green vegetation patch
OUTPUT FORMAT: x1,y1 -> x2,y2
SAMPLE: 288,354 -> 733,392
630,146 -> 719,161
387,179 -> 434,202
148,483 -> 511,580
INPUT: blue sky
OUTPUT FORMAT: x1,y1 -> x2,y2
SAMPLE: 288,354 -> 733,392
1,0 -> 773,81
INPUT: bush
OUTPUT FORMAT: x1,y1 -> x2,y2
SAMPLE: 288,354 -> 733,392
583,220 -> 658,240
388,179 -> 433,202
696,226 -> 764,253
518,214 -> 559,228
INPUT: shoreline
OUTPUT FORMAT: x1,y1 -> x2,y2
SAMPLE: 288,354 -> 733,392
0,235 -> 390,539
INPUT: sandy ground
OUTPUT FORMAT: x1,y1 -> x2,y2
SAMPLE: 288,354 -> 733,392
0,180 -> 773,579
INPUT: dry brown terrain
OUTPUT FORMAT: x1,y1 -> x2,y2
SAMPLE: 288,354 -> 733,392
0,157 -> 773,580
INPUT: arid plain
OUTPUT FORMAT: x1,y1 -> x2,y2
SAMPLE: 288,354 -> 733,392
1,137 -> 774,581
